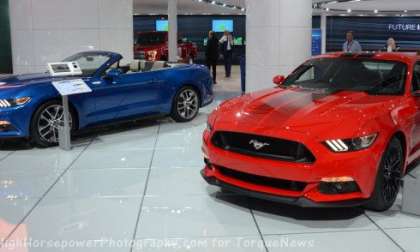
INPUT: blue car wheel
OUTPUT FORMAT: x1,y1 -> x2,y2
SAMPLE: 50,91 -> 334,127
171,86 -> 200,122
30,100 -> 76,147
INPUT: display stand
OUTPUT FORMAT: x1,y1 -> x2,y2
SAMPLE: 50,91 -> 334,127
402,168 -> 420,216
52,79 -> 92,151
58,95 -> 72,150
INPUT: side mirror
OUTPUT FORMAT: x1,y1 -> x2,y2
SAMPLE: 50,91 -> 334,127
105,68 -> 123,80
273,75 -> 286,86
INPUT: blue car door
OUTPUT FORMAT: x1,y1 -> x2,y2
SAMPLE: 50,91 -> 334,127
82,77 -> 124,123
112,70 -> 164,119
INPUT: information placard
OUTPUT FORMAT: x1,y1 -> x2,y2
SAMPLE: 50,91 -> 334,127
52,79 -> 92,96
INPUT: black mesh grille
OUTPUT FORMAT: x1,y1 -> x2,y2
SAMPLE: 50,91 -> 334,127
218,166 -> 307,192
212,131 -> 315,163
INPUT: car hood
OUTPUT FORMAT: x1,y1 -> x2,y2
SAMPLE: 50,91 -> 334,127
135,44 -> 166,51
0,73 -> 78,88
213,87 -> 400,139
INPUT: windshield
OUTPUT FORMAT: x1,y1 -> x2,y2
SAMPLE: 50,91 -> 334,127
136,33 -> 166,45
283,58 -> 407,95
64,53 -> 111,76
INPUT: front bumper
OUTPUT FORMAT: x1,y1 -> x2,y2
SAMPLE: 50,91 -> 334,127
0,106 -> 32,139
201,167 -> 369,208
201,128 -> 386,206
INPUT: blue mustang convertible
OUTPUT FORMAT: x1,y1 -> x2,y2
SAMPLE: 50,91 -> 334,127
0,51 -> 213,147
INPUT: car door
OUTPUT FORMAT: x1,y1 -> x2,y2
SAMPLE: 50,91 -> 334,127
107,69 -> 164,120
412,63 -> 420,154
83,76 -> 124,123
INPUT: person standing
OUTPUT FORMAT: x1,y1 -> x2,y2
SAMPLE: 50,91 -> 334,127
219,30 -> 234,78
384,37 -> 400,52
342,31 -> 362,53
205,31 -> 219,84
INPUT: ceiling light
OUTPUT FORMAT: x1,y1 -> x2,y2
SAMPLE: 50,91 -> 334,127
374,9 -> 379,14
347,9 -> 352,13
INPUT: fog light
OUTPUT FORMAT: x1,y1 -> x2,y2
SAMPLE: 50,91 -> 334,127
321,176 -> 354,183
0,121 -> 11,131
319,179 -> 360,195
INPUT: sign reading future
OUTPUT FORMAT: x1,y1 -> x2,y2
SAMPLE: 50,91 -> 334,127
388,23 -> 420,31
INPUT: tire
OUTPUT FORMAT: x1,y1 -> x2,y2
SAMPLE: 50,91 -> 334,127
30,100 -> 76,147
170,86 -> 200,122
365,137 -> 404,211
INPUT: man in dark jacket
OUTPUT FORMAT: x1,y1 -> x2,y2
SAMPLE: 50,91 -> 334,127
205,31 -> 219,84
219,30 -> 234,78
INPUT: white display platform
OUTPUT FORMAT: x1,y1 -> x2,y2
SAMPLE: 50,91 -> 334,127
402,167 -> 420,216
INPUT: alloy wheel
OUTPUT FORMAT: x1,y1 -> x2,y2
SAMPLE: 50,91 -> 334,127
382,144 -> 403,204
37,104 -> 72,144
176,89 -> 199,120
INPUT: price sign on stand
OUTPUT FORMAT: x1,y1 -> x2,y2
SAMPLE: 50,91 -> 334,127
52,79 -> 92,96
51,79 -> 92,150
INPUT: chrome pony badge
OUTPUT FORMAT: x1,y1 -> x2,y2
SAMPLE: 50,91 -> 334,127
249,139 -> 270,150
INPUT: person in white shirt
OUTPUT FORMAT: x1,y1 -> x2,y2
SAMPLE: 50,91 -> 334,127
385,37 -> 400,52
219,30 -> 234,78
342,31 -> 362,53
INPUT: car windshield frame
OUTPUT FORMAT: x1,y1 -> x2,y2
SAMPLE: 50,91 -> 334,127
282,57 -> 408,96
63,52 -> 113,77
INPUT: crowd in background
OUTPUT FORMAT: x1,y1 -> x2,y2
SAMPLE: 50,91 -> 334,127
342,31 -> 400,53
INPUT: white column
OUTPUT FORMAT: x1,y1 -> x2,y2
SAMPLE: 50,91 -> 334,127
168,0 -> 178,62
9,0 -> 134,74
321,13 -> 327,54
245,0 -> 312,92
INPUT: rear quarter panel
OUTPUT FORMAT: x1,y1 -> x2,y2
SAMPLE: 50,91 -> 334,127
157,65 -> 213,114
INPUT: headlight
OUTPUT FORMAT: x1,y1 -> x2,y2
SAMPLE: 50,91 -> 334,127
324,133 -> 378,152
0,97 -> 31,108
147,50 -> 158,61
206,120 -> 213,132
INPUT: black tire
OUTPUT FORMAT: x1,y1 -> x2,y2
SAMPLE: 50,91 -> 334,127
365,137 -> 404,212
30,100 -> 76,148
170,86 -> 200,122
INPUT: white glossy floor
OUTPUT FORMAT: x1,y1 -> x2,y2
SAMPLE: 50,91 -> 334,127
0,66 -> 419,252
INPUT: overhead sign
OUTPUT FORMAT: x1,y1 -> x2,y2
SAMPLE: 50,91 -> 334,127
388,23 -> 420,32
52,79 -> 92,96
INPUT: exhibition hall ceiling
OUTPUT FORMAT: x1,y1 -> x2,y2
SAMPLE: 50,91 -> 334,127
133,0 -> 245,15
323,0 -> 420,11
133,0 -> 420,15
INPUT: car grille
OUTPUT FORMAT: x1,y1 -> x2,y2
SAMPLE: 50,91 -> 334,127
211,131 -> 316,163
218,166 -> 307,192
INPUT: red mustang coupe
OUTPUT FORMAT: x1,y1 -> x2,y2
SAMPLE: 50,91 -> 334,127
202,52 -> 420,211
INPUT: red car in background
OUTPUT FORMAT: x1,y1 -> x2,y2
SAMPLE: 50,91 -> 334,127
134,31 -> 198,62
202,52 -> 420,211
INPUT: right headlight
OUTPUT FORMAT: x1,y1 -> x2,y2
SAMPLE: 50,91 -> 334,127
206,120 -> 213,132
0,97 -> 31,108
324,133 -> 378,153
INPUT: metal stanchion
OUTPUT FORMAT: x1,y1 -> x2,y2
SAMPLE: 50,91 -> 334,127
58,95 -> 72,150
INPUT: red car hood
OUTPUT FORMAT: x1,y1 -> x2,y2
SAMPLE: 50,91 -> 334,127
213,87 -> 400,139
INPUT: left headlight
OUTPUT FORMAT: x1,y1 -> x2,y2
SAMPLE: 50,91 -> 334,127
206,120 -> 213,132
0,97 -> 31,108
324,133 -> 378,152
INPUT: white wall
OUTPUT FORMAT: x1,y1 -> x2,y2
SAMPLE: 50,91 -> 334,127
245,0 -> 312,92
9,0 -> 133,74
